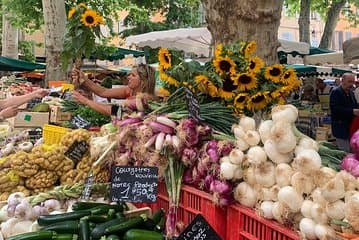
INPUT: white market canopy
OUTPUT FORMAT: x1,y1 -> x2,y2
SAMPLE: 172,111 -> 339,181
125,27 -> 310,57
304,52 -> 344,65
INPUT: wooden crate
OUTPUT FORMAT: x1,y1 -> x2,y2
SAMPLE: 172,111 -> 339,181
8,112 -> 49,128
49,106 -> 72,123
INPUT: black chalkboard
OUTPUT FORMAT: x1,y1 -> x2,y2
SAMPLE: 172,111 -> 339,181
110,166 -> 158,203
178,214 -> 222,240
184,87 -> 203,123
28,128 -> 43,143
81,172 -> 94,200
64,140 -> 89,165
70,115 -> 91,129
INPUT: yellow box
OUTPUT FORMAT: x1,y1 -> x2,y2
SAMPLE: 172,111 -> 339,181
42,124 -> 70,145
8,112 -> 49,128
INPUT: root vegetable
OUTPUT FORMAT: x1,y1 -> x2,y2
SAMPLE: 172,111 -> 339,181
264,139 -> 292,164
299,218 -> 316,240
292,149 -> 321,174
326,200 -> 345,220
278,186 -> 303,212
247,146 -> 267,166
275,163 -> 293,187
239,116 -> 256,132
259,201 -> 274,219
258,120 -> 273,144
301,200 -> 314,219
234,182 -> 257,208
244,130 -> 260,146
270,121 -> 297,153
254,161 -> 275,188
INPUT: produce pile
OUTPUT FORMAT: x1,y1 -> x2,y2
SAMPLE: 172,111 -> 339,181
0,75 -> 40,96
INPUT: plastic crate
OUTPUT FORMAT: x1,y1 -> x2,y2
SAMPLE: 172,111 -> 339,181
42,124 -> 69,145
226,203 -> 299,240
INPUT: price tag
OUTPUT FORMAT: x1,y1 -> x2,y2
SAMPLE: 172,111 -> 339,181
64,140 -> 89,165
178,214 -> 222,240
27,128 -> 43,143
81,172 -> 94,200
184,87 -> 203,123
70,115 -> 91,129
110,166 -> 158,203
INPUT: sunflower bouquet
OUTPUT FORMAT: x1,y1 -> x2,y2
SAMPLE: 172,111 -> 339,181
61,2 -> 107,69
158,41 -> 302,116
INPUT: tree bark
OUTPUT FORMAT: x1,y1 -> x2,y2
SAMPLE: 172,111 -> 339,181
201,0 -> 284,65
42,0 -> 66,86
2,13 -> 18,59
298,0 -> 311,44
319,0 -> 346,49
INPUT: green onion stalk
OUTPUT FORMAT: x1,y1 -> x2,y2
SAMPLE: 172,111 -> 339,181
163,146 -> 185,238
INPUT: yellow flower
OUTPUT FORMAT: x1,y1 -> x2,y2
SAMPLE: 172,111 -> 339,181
213,56 -> 236,75
158,87 -> 170,97
158,48 -> 171,70
264,64 -> 284,83
215,43 -> 223,58
248,56 -> 264,74
218,89 -> 235,100
218,75 -> 237,100
280,68 -> 297,85
78,3 -> 87,8
244,41 -> 257,58
81,9 -> 99,28
166,76 -> 180,87
234,93 -> 248,110
96,15 -> 105,25
195,75 -> 218,97
271,89 -> 282,99
278,86 -> 292,97
207,81 -> 219,97
247,92 -> 270,111
68,7 -> 76,19
234,72 -> 257,92
277,97 -> 286,105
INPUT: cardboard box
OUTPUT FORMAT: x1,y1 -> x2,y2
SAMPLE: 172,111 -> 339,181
8,112 -> 49,128
49,106 -> 72,123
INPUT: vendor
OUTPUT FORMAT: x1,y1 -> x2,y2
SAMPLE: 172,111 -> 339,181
316,78 -> 333,95
301,84 -> 318,103
71,64 -> 156,116
0,89 -> 48,121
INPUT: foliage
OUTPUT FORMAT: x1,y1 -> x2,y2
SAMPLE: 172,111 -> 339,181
18,41 -> 36,62
91,43 -> 117,60
158,41 -> 302,115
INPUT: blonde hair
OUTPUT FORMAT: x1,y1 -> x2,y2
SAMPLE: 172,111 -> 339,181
134,64 -> 156,95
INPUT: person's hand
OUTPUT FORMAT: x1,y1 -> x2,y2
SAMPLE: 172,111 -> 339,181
32,88 -> 49,98
72,90 -> 89,105
354,109 -> 359,116
0,106 -> 18,119
71,68 -> 87,85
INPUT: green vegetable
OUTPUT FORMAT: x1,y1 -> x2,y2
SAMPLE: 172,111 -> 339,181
91,218 -> 125,240
123,229 -> 164,240
8,231 -> 55,240
79,219 -> 90,240
151,208 -> 165,224
83,215 -> 109,224
56,234 -> 78,240
41,220 -> 79,234
154,216 -> 165,233
72,202 -> 124,213
104,215 -> 146,235
38,210 -> 91,226
106,235 -> 120,240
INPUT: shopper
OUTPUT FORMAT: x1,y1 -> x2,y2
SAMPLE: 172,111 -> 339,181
71,64 -> 156,116
301,84 -> 318,103
0,88 -> 49,120
330,73 -> 359,152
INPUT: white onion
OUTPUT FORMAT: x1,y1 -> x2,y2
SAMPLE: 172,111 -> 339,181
233,167 -> 243,180
314,167 -> 337,188
298,136 -> 319,151
290,172 -> 315,194
271,104 -> 298,124
321,177 -> 345,203
299,218 -> 317,240
243,167 -> 256,186
232,125 -> 246,140
275,163 -> 293,187
247,146 -> 267,166
264,139 -> 292,164
326,200 -> 345,220
314,224 -> 336,240
311,203 -> 328,224
260,201 -> 274,219
220,156 -> 230,164
344,193 -> 359,231
270,121 -> 297,153
236,138 -> 249,151
220,162 -> 237,180
234,182 -> 257,208
239,116 -> 256,132
278,186 -> 303,212
301,200 -> 314,219
292,149 -> 321,174
254,161 -> 275,188
244,130 -> 261,146
229,149 -> 244,165
258,120 -> 273,144
311,188 -> 328,207
336,170 -> 358,191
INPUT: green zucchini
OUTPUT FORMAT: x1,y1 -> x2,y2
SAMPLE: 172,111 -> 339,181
115,212 -> 126,221
107,209 -> 116,220
55,234 -> 78,240
151,208 -> 165,224
123,229 -> 164,240
104,215 -> 146,235
83,215 -> 109,223
143,218 -> 157,230
79,219 -> 90,240
73,202 -> 123,213
38,210 -> 91,226
106,235 -> 120,240
8,230 -> 55,240
154,216 -> 165,233
41,220 -> 79,233
91,218 -> 124,240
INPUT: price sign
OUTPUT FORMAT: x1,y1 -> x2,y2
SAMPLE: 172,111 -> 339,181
110,166 -> 158,203
184,87 -> 203,123
27,128 -> 43,143
81,172 -> 94,200
64,140 -> 89,165
178,214 -> 222,240
70,115 -> 91,129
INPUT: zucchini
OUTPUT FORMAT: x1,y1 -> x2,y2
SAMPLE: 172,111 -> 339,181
106,235 -> 120,240
8,231 -> 55,240
79,219 -> 90,240
38,210 -> 91,226
42,220 -> 79,233
83,215 -> 109,223
55,234 -> 78,240
107,209 -> 116,220
73,202 -> 123,213
115,212 -> 126,221
123,229 -> 164,240
154,216 -> 165,233
151,208 -> 165,224
91,218 -> 124,239
104,215 -> 146,235
143,218 -> 157,230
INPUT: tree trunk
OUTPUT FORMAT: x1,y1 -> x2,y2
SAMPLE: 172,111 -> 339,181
319,0 -> 346,49
2,13 -> 18,59
298,0 -> 311,44
42,0 -> 67,86
201,0 -> 283,65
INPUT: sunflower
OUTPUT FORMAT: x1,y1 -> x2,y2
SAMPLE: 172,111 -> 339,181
244,41 -> 257,58
215,43 -> 223,58
68,7 -> 76,19
158,48 -> 171,69
96,15 -> 105,25
218,75 -> 237,100
271,89 -> 282,99
166,76 -> 180,87
264,64 -> 284,83
78,3 -> 87,8
158,87 -> 170,97
195,75 -> 210,93
280,68 -> 297,85
81,9 -> 99,28
248,56 -> 264,73
234,93 -> 248,110
234,72 -> 257,92
277,97 -> 286,105
278,86 -> 292,97
213,56 -> 236,75
247,92 -> 270,111
207,81 -> 219,97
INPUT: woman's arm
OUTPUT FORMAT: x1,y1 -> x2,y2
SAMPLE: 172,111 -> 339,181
0,89 -> 48,109
72,91 -> 111,116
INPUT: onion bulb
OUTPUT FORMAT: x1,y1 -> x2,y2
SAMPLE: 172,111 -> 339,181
234,182 -> 257,208
244,130 -> 261,146
270,121 -> 297,153
321,177 -> 345,203
277,186 -> 303,212
290,172 -> 315,194
264,139 -> 292,164
257,185 -> 280,201
326,200 -> 345,220
311,203 -> 328,224
243,167 -> 256,186
232,125 -> 246,140
235,138 -> 249,151
292,149 -> 321,175
229,149 -> 244,165
220,162 -> 237,180
259,201 -> 274,219
272,202 -> 291,224
311,188 -> 328,207
258,120 -> 273,144
314,167 -> 337,188
254,161 -> 275,188
344,193 -> 359,231
271,104 -> 298,124
275,163 -> 293,187
239,116 -> 256,132
336,170 -> 358,191
298,136 -> 319,151
299,218 -> 317,240
247,146 -> 267,166
301,200 -> 314,219
314,224 -> 336,240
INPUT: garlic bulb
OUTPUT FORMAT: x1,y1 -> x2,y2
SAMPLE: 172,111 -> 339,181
275,163 -> 293,187
247,146 -> 267,166
271,104 -> 298,124
264,139 -> 292,164
258,120 -> 273,144
270,121 -> 297,153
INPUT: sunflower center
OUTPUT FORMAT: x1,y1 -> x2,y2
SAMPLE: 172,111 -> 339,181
249,61 -> 256,69
252,95 -> 265,103
164,54 -> 170,64
269,68 -> 281,77
284,72 -> 291,79
236,96 -> 246,103
86,16 -> 95,24
223,75 -> 237,92
238,74 -> 252,84
219,60 -> 231,72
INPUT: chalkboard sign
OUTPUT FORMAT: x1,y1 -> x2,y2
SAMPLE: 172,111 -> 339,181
81,172 -> 94,200
64,140 -> 89,165
28,128 -> 43,143
184,87 -> 203,123
178,214 -> 222,240
70,115 -> 91,129
110,166 -> 158,203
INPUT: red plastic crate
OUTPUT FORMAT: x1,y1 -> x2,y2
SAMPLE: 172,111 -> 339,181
226,203 -> 299,240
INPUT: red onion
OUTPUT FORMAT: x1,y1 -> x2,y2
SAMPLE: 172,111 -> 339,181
183,168 -> 193,184
341,154 -> 359,172
204,174 -> 214,191
118,117 -> 142,127
350,130 -> 359,155
181,148 -> 198,167
352,164 -> 359,177
149,121 -> 174,134
209,179 -> 232,195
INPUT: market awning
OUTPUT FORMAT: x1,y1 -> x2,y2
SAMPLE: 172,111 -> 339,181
309,47 -> 334,55
103,48 -> 146,61
288,64 -> 352,77
0,56 -> 46,71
